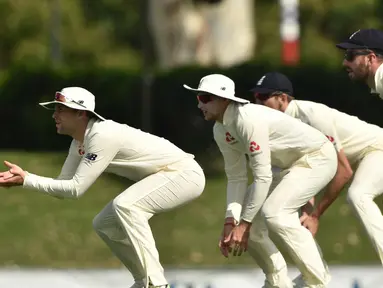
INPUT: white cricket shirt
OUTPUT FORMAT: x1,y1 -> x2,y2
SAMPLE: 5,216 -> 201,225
373,63 -> 383,98
285,100 -> 383,165
23,119 -> 194,198
214,102 -> 329,222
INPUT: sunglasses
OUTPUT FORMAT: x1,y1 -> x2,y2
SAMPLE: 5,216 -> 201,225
344,50 -> 372,62
55,92 -> 86,108
197,93 -> 214,104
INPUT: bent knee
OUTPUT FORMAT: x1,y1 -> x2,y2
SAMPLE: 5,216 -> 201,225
262,202 -> 282,220
249,230 -> 269,244
112,196 -> 132,212
261,206 -> 293,230
92,213 -> 104,232
264,215 -> 284,228
347,186 -> 373,206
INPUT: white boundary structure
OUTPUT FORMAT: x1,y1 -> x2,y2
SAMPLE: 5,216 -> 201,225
0,266 -> 381,288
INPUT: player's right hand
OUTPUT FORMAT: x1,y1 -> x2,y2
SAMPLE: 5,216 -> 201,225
0,161 -> 25,187
299,211 -> 309,224
219,218 -> 236,258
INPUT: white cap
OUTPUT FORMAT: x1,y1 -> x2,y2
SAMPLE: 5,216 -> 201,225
39,87 -> 105,121
183,74 -> 249,104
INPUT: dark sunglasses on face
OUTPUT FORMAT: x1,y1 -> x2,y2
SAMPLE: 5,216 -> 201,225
344,50 -> 372,62
197,93 -> 214,104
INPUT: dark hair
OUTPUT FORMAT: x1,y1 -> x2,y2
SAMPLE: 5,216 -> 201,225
271,91 -> 295,102
362,49 -> 383,61
74,109 -> 97,119
85,111 -> 97,119
286,94 -> 295,102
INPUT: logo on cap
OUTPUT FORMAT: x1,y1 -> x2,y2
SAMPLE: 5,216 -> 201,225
349,29 -> 360,39
257,76 -> 266,86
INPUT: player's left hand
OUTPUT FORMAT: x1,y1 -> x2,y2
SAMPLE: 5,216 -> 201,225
224,221 -> 251,256
299,211 -> 309,224
0,161 -> 26,187
301,215 -> 319,236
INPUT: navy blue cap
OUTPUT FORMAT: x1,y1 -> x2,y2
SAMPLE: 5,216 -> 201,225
250,72 -> 293,95
336,29 -> 383,51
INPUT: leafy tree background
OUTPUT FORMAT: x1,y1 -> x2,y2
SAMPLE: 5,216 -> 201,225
1,0 -> 381,71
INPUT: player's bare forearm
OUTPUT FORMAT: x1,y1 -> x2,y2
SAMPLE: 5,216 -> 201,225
312,150 -> 353,218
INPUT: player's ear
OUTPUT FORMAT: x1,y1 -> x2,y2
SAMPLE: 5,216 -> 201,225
76,110 -> 87,118
368,52 -> 376,63
280,93 -> 289,103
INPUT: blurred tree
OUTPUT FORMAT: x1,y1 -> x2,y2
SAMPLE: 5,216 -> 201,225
79,0 -> 146,68
0,1 -> 51,68
255,0 -> 383,67
0,0 -> 382,70
0,0 -> 142,70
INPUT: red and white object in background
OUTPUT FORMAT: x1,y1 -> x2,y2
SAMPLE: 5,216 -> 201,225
280,0 -> 300,66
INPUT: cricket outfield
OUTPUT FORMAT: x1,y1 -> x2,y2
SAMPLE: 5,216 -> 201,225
0,151 -> 381,268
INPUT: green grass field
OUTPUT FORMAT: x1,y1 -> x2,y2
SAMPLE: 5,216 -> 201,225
0,151 -> 381,268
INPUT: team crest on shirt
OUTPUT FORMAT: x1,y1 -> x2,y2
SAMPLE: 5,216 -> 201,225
225,132 -> 237,144
249,141 -> 261,152
85,153 -> 98,161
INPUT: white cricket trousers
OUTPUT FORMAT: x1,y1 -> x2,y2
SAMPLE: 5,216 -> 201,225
347,150 -> 383,264
92,158 -> 205,287
247,142 -> 337,288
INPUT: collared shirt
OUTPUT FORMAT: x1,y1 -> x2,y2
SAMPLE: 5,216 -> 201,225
372,63 -> 383,98
214,102 -> 329,222
24,119 -> 194,198
285,100 -> 383,164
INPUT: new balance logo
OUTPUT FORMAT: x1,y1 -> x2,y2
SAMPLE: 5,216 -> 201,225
85,153 -> 98,161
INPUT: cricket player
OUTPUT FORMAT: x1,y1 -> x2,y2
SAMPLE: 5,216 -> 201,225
0,87 -> 206,288
252,71 -> 383,265
184,74 -> 337,288
336,28 -> 383,98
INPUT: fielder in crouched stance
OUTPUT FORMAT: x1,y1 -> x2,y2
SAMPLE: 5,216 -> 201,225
253,71 -> 383,266
184,74 -> 337,288
0,87 -> 205,288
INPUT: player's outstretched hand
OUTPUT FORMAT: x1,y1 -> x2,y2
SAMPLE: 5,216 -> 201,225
0,161 -> 26,187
